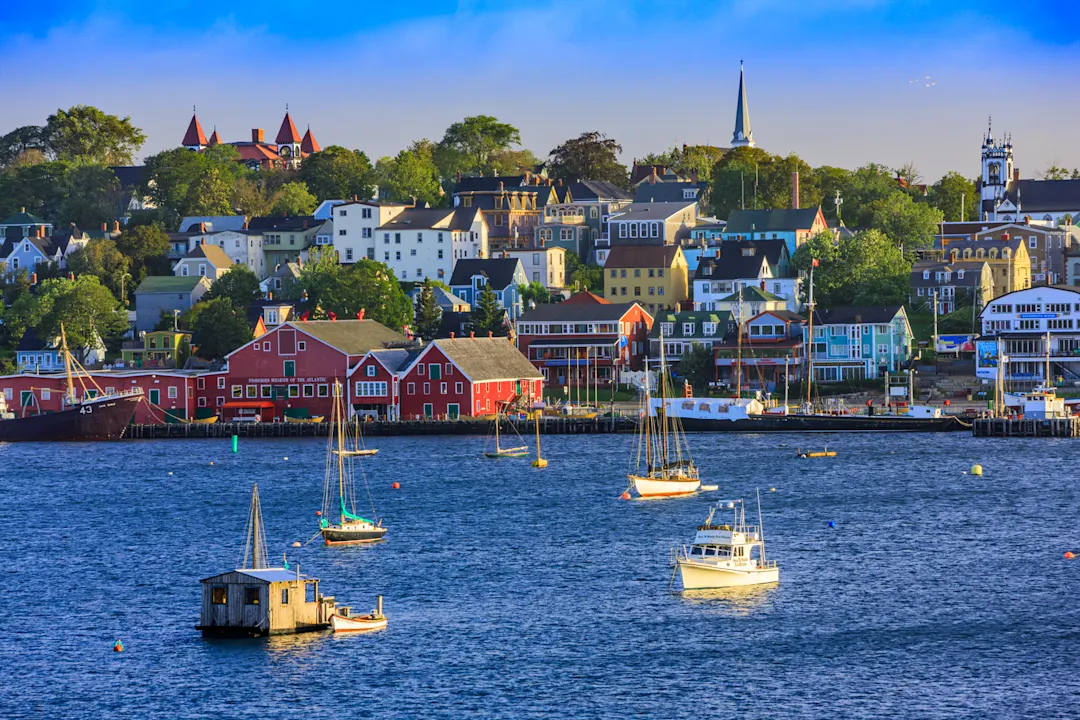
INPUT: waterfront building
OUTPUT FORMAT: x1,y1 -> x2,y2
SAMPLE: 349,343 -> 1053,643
348,348 -> 412,421
16,328 -> 106,373
976,285 -> 1080,384
603,245 -> 689,315
395,336 -> 543,420
807,306 -> 913,381
720,208 -> 828,255
134,275 -> 212,332
516,294 -> 654,386
713,286 -> 789,322
909,259 -> 992,314
713,310 -> 806,390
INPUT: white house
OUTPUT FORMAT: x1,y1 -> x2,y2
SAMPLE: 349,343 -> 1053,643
188,230 -> 266,279
329,200 -> 415,264
173,243 -> 235,282
374,207 -> 488,283
494,246 -> 566,289
977,285 -> 1080,383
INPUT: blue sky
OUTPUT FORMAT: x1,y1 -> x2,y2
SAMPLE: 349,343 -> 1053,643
2,1 -> 1078,180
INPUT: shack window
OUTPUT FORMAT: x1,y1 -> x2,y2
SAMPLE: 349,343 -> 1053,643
211,586 -> 227,604
305,582 -> 316,603
281,588 -> 289,605
244,587 -> 260,605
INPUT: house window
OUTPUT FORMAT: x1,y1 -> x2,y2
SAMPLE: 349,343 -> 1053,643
455,382 -> 463,394
218,377 -> 225,390
346,248 -> 354,261
395,233 -> 401,244
440,382 -> 447,394
168,386 -> 178,399
384,233 -> 390,244
211,587 -> 227,605
366,365 -> 377,377
303,384 -> 314,397
263,341 -> 271,351
438,232 -> 444,243
232,385 -> 242,398
297,341 -> 306,352
423,382 -> 431,394
261,385 -> 272,398
429,364 -> 441,380
339,229 -> 347,236
246,385 -> 257,398
288,385 -> 299,397
407,383 -> 415,395
619,224 -> 627,238
281,588 -> 289,604
244,587 -> 260,605
923,270 -> 930,280
683,322 -> 695,335
417,232 -> 423,243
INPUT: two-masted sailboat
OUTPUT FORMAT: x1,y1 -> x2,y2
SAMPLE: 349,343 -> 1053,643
627,338 -> 701,498
319,382 -> 387,545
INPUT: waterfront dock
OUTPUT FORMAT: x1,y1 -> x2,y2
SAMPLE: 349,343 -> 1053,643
971,417 -> 1080,438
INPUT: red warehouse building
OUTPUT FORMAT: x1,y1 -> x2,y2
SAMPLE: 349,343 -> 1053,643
515,293 -> 653,387
348,348 -> 412,420
397,336 -> 543,420
222,319 -> 408,421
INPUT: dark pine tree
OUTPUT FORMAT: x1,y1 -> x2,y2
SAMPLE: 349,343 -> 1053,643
469,282 -> 507,337
414,279 -> 442,341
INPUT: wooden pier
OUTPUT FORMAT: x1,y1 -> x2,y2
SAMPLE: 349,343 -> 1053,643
971,417 -> 1080,438
126,417 -> 640,440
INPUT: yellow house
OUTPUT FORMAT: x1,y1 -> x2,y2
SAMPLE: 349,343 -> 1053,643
603,245 -> 689,314
121,330 -> 192,368
943,237 -> 1031,298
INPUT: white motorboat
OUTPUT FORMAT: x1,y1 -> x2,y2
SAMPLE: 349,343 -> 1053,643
674,496 -> 778,590
331,596 -> 387,633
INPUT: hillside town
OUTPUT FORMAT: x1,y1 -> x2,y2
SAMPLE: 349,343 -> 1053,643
2,65 -> 1080,424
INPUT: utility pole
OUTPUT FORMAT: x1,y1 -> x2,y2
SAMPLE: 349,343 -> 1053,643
960,192 -> 965,222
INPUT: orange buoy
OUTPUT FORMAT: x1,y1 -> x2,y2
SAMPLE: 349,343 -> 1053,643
315,510 -> 322,516
392,482 -> 400,490
1066,551 -> 1076,560
113,640 -> 123,653
620,492 -> 630,500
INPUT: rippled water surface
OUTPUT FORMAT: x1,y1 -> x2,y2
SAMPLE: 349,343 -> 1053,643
2,433 -> 1078,719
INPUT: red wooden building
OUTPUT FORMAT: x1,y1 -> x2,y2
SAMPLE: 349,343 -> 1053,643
348,348 -> 412,420
397,336 -> 543,420
515,293 -> 653,387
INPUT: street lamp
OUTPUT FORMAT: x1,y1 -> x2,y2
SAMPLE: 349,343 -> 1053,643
120,272 -> 132,306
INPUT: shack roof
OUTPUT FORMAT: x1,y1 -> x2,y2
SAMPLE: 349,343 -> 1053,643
200,568 -> 308,583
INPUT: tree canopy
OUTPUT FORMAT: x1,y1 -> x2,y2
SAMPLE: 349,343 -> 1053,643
413,279 -> 442,341
376,140 -> 443,206
437,115 -> 521,176
208,265 -> 262,308
547,132 -> 629,188
7,275 -> 127,363
298,146 -> 375,201
295,250 -> 411,330
65,239 -> 132,302
184,297 -> 252,361
791,230 -> 911,307
469,283 -> 506,337
44,106 -> 146,166
114,224 -> 172,284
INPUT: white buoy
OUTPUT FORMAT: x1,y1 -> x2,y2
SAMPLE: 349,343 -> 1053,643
168,472 -> 173,476
970,464 -> 983,476
284,457 -> 289,461
700,484 -> 719,492
769,487 -> 776,492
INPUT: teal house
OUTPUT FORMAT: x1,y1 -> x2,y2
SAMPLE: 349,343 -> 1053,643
722,208 -> 829,255
806,306 -> 912,382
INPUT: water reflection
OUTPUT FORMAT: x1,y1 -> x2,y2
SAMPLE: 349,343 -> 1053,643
265,630 -> 329,655
679,583 -> 778,615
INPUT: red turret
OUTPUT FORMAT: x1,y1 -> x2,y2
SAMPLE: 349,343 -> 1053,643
276,112 -> 302,145
301,127 -> 320,154
182,113 -> 208,148
207,128 -> 222,146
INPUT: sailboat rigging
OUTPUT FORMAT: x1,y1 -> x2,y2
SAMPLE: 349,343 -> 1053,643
484,400 -> 529,459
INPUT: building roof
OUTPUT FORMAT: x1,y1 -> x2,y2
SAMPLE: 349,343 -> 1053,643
650,310 -> 732,339
759,309 -> 805,323
1007,179 -> 1080,213
519,301 -> 640,323
275,112 -> 302,144
609,201 -> 697,221
732,62 -> 753,147
454,175 -> 527,193
110,165 -> 147,188
230,142 -> 283,165
301,128 -> 320,154
182,243 -> 234,269
182,114 -> 207,147
604,245 -> 683,268
378,207 -> 463,230
291,320 -> 409,356
207,129 -> 222,145
247,215 -> 316,232
718,286 -> 786,303
431,337 -> 542,381
724,208 -> 823,234
364,348 -> 414,374
448,259 -> 522,289
812,305 -> 905,326
633,182 -> 705,204
942,236 -> 1026,255
696,253 -> 769,281
16,328 -> 51,352
0,209 -> 47,226
235,568 -> 306,583
180,216 -> 249,233
910,260 -> 989,288
562,290 -> 609,306
136,275 -> 209,294
566,180 -> 634,201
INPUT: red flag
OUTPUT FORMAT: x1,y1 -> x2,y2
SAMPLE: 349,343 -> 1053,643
328,311 -> 337,322
300,310 -> 310,323
357,308 -> 366,320
402,325 -> 413,339
812,258 -> 819,268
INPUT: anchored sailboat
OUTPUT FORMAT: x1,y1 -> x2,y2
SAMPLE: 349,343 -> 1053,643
627,336 -> 701,498
319,382 -> 387,546
334,417 -> 379,457
484,401 -> 529,459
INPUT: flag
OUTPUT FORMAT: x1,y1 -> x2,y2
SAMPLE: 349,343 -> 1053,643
812,258 -> 819,268
300,310 -> 310,322
328,311 -> 337,322
357,309 -> 366,320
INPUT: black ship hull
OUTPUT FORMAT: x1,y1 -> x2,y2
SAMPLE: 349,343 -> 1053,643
321,526 -> 388,545
674,413 -> 967,433
0,394 -> 140,441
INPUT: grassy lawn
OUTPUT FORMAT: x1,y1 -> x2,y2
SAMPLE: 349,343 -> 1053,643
543,385 -> 638,404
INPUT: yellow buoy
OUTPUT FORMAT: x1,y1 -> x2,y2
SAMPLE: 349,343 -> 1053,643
531,458 -> 548,468
970,464 -> 983,476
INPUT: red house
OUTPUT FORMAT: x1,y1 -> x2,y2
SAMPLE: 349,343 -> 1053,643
347,348 -> 413,420
222,319 -> 408,421
397,336 -> 543,420
515,294 -> 653,388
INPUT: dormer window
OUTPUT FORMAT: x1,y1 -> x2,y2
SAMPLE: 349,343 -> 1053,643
683,189 -> 697,199
660,322 -> 674,336
923,270 -> 930,280
682,322 -> 695,335
742,248 -> 754,256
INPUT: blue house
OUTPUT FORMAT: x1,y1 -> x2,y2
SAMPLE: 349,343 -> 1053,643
806,305 -> 912,382
449,258 -> 527,320
721,208 -> 828,255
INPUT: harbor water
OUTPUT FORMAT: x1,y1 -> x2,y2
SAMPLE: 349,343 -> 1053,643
1,433 -> 1077,719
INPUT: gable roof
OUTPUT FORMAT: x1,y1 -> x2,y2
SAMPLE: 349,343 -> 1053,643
247,215 -> 316,232
16,328 -> 52,352
0,209 -> 48,226
696,252 -> 768,281
454,175 -> 527,193
633,182 -> 705,204
110,165 -> 147,188
180,216 -> 249,233
136,275 -> 209,294
429,337 -> 542,381
287,320 -> 409,356
566,180 -> 633,201
812,305 -> 905,326
718,286 -> 786,303
448,258 -> 523,289
562,290 -> 609,305
181,243 -> 233,269
519,301 -> 641,323
724,208 -> 823,233
604,245 -> 683,268
378,208 -> 459,230
609,201 -> 697,221
361,348 -> 414,374
649,310 -> 732,339
1007,179 -> 1080,213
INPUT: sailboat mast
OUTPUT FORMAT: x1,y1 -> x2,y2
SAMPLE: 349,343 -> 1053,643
659,332 -> 669,471
806,264 -> 815,407
756,488 -> 766,566
335,383 -> 347,520
644,355 -> 652,470
61,324 -> 75,406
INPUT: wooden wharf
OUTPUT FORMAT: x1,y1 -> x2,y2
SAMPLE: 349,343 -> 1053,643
971,417 -> 1080,438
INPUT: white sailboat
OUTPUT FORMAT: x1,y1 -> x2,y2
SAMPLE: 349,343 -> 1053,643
627,336 -> 701,498
674,494 -> 779,590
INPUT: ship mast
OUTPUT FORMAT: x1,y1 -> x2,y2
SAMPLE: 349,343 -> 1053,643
806,261 -> 816,407
60,323 -> 76,407
644,355 -> 652,471
659,331 -> 669,475
241,483 -> 269,570
335,382 -> 347,521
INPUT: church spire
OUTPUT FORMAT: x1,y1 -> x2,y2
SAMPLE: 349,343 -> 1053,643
731,61 -> 754,148
182,108 -> 208,150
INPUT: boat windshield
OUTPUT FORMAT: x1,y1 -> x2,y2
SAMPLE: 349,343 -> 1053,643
691,545 -> 732,557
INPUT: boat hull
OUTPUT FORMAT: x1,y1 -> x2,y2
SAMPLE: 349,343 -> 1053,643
677,561 -> 779,590
484,451 -> 528,459
321,525 -> 388,546
0,394 -> 139,441
673,413 -> 966,433
629,475 -> 701,498
334,449 -> 378,457
330,613 -> 387,633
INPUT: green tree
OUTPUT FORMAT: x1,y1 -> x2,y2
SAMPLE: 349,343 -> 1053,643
413,279 -> 442,341
678,345 -> 714,393
837,162 -> 896,228
438,115 -> 521,176
547,132 -> 629,188
296,252 -> 411,330
114,224 -> 172,284
44,106 -> 146,166
0,160 -> 72,222
489,147 -> 542,177
470,282 -> 506,336
812,165 -> 852,226
928,171 -> 978,223
208,265 -> 262,308
377,141 -> 443,206
185,166 -> 234,216
58,163 -> 123,229
866,192 -> 943,250
297,146 -> 375,202
518,281 -> 551,307
23,276 -> 128,362
0,125 -> 47,169
142,144 -> 245,219
566,253 -> 603,293
185,297 -> 252,361
1041,163 -> 1074,181
65,239 -> 131,301
708,146 -> 776,218
270,181 -> 317,216
792,229 -> 910,307
231,176 -> 274,217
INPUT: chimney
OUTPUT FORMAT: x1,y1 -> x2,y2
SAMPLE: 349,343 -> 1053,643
1024,216 -> 1031,225
302,219 -> 309,229
450,332 -> 455,339
199,222 -> 206,233
470,331 -> 475,338
488,331 -> 493,338
243,219 -> 249,230
252,128 -> 264,143
499,181 -> 505,191
200,237 -> 206,245
1014,169 -> 1020,181
557,178 -> 563,187
792,172 -> 800,209
29,273 -> 37,285
101,222 -> 108,232
456,171 -> 461,183
113,221 -> 120,233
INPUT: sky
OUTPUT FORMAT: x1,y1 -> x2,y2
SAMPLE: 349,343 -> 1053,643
1,0 -> 1078,180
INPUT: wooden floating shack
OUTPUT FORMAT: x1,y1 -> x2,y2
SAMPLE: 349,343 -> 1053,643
196,483 -> 336,638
